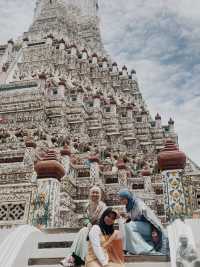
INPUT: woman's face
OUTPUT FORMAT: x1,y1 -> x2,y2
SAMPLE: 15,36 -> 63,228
152,230 -> 159,242
90,190 -> 100,202
104,212 -> 116,226
119,197 -> 128,206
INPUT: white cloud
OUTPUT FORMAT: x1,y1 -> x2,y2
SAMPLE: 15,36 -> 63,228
0,0 -> 199,165
100,0 -> 200,164
0,0 -> 35,43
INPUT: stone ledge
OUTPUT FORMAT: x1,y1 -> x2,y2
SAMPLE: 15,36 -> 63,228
28,255 -> 170,265
125,255 -> 170,262
38,241 -> 73,249
41,228 -> 80,234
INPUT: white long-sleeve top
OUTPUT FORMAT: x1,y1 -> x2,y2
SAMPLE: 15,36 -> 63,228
88,225 -> 109,266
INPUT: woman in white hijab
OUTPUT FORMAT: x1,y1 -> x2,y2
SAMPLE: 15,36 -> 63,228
61,186 -> 106,267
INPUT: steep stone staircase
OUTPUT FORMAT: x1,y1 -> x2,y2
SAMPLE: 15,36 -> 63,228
27,228 -> 170,267
2,220 -> 200,267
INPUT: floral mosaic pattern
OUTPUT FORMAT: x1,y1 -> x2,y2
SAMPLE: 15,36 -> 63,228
162,170 -> 192,221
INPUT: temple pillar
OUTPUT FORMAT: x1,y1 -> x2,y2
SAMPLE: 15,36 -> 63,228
168,118 -> 175,133
117,160 -> 127,186
93,95 -> 101,109
59,39 -> 65,50
46,34 -> 53,45
158,139 -> 192,221
89,155 -> 100,184
131,69 -> 138,82
82,48 -> 88,60
92,53 -> 98,64
110,101 -> 117,115
112,62 -> 118,73
141,167 -> 153,193
122,65 -> 128,77
33,150 -> 65,228
22,37 -> 29,48
102,58 -> 108,70
155,113 -> 162,128
60,145 -> 71,174
127,106 -> 133,119
38,73 -> 46,93
7,39 -> 14,56
36,178 -> 61,228
58,80 -> 66,98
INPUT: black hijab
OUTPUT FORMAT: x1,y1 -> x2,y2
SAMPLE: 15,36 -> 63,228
99,208 -> 117,236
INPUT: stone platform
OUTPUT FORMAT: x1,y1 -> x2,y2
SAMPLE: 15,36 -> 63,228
28,228 -> 169,267
0,226 -> 170,267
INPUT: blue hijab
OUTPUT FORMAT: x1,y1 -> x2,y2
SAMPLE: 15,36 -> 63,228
118,189 -> 136,212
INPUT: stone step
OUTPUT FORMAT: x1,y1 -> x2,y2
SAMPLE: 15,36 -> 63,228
31,248 -> 71,258
38,241 -> 73,249
30,264 -> 169,267
36,232 -> 77,243
125,255 -> 170,262
28,255 -> 170,266
41,228 -> 79,234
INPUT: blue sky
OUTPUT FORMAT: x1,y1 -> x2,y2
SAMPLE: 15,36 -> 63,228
0,0 -> 200,165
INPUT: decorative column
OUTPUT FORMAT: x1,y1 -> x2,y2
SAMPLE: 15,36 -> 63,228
155,113 -> 162,128
7,39 -> 14,56
158,139 -> 191,221
75,86 -> 83,105
59,39 -> 65,50
46,34 -> 53,45
34,150 -> 65,228
22,37 -> 29,48
117,160 -> 127,186
93,94 -> 101,110
24,136 -> 37,183
38,73 -> 46,94
58,80 -> 66,98
127,105 -> 133,120
122,65 -> 128,77
60,145 -> 75,227
112,62 -> 118,73
168,118 -> 175,133
89,155 -> 100,185
110,98 -> 117,115
131,69 -> 138,82
82,48 -> 88,60
60,144 -> 71,174
71,44 -> 77,56
92,53 -> 98,64
102,57 -> 108,70
141,166 -> 153,193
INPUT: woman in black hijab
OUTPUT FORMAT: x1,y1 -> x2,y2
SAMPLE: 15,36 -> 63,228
85,208 -> 125,267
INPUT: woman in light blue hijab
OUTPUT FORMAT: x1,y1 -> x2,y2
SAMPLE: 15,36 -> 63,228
118,189 -> 168,255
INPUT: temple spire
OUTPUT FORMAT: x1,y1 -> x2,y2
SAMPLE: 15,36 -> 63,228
27,0 -> 105,55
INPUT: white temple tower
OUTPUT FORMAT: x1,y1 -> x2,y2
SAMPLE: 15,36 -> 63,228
0,0 -> 199,231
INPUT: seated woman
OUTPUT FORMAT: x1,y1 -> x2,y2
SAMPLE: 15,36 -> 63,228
118,189 -> 168,255
86,208 -> 125,267
61,186 -> 106,267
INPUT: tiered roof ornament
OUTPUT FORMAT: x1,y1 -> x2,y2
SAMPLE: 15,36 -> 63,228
35,150 -> 65,180
158,139 -> 186,171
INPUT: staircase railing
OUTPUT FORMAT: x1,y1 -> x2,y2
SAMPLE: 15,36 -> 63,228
0,225 -> 39,267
